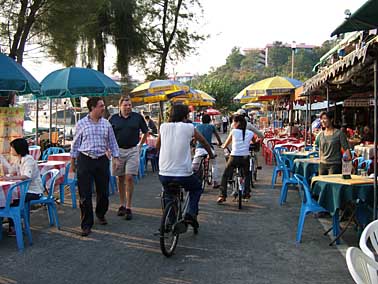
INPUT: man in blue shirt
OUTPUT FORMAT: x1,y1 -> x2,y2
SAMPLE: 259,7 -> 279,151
192,114 -> 222,188
71,97 -> 120,236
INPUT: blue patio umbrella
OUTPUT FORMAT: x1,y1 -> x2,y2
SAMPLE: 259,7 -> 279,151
39,67 -> 121,99
0,52 -> 40,95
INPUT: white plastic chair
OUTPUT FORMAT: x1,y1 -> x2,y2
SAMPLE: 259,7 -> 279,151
359,219 -> 378,283
346,247 -> 378,284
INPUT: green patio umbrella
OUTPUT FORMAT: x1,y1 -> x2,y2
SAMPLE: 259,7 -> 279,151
0,52 -> 40,95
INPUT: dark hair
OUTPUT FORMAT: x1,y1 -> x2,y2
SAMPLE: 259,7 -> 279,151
202,114 -> 211,124
145,115 -> 150,120
233,115 -> 246,141
10,138 -> 29,157
87,97 -> 104,112
168,104 -> 189,122
320,111 -> 334,121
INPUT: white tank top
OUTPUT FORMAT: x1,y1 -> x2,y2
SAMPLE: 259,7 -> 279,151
159,122 -> 194,176
231,129 -> 254,156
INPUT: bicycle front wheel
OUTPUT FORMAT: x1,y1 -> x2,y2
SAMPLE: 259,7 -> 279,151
160,202 -> 180,257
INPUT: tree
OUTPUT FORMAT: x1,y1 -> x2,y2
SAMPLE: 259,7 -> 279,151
225,47 -> 245,70
138,0 -> 206,78
0,0 -> 50,64
267,41 -> 291,74
111,0 -> 145,81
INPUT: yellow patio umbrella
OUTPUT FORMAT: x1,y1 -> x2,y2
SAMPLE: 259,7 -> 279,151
233,84 -> 259,103
130,79 -> 190,104
246,76 -> 302,97
130,79 -> 190,125
241,102 -> 263,110
172,89 -> 216,107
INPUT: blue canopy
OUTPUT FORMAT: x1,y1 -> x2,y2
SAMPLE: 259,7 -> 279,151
0,53 -> 40,95
39,67 -> 121,99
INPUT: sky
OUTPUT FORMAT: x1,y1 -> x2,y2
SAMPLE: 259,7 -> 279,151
22,0 -> 368,81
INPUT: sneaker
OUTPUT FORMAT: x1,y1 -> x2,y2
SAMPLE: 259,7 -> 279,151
125,208 -> 133,220
217,196 -> 226,204
212,182 -> 220,189
117,206 -> 127,216
97,216 -> 108,225
184,213 -> 199,229
81,227 -> 91,237
243,192 -> 251,199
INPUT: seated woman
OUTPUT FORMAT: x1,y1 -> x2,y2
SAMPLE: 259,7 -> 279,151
0,138 -> 44,236
218,115 -> 255,203
361,126 -> 374,144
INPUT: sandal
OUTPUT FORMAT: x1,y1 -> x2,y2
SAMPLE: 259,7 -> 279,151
7,227 -> 16,237
217,196 -> 226,204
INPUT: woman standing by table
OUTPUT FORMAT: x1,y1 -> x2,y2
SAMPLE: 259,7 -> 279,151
0,138 -> 44,235
315,111 -> 351,175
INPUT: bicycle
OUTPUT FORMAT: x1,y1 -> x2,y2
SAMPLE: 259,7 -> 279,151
249,143 -> 261,187
224,147 -> 246,209
159,182 -> 198,257
196,154 -> 212,190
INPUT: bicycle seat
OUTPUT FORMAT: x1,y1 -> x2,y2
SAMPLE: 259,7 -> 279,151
162,182 -> 182,194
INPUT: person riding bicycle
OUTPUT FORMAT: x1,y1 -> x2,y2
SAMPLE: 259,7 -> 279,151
156,104 -> 215,228
217,115 -> 255,203
192,114 -> 222,188
235,109 -> 264,139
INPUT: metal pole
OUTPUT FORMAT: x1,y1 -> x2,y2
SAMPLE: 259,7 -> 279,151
35,99 -> 39,145
373,59 -> 377,220
304,96 -> 308,147
63,100 -> 66,145
326,86 -> 330,112
309,94 -> 312,146
49,98 -> 52,143
291,41 -> 296,79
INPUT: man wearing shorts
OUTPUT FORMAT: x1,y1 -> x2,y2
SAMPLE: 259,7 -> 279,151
109,96 -> 148,220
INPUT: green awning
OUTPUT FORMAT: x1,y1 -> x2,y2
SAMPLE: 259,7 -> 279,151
331,0 -> 378,36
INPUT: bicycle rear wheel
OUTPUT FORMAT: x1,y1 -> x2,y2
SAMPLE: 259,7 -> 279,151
160,202 -> 180,257
206,160 -> 213,185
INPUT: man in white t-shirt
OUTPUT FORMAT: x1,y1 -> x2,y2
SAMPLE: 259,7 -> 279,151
156,104 -> 214,229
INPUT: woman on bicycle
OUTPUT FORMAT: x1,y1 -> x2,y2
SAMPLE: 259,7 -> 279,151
217,115 -> 254,203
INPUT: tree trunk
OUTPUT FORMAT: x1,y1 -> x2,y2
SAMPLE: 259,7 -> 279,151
96,32 -> 105,72
9,0 -> 28,60
17,0 -> 44,64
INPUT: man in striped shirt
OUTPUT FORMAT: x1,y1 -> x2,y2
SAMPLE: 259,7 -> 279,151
71,97 -> 120,237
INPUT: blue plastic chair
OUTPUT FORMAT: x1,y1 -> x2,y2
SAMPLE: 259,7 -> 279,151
139,144 -> 149,178
272,147 -> 291,188
41,147 -> 65,161
27,169 -> 60,229
353,157 -> 365,169
279,157 -> 298,205
294,174 -> 329,243
0,179 -> 32,251
59,162 -> 77,208
145,147 -> 159,172
361,159 -> 373,172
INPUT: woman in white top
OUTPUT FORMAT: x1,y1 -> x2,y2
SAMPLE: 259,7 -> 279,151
0,138 -> 43,235
218,115 -> 254,203
156,105 -> 214,229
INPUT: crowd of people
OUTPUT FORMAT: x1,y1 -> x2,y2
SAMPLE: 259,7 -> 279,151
1,96 -> 376,239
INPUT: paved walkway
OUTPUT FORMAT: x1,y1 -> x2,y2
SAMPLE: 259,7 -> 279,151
0,134 -> 355,283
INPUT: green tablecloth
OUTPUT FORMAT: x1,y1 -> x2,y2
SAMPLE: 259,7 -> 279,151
311,181 -> 373,215
294,158 -> 320,182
